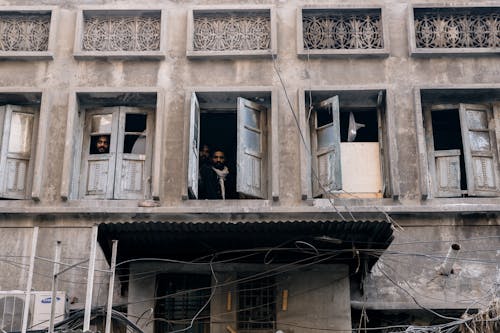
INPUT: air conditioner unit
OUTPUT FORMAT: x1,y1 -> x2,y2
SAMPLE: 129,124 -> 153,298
0,291 -> 27,332
31,292 -> 68,330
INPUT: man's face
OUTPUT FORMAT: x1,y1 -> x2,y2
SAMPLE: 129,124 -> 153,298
200,145 -> 210,161
212,151 -> 225,170
96,136 -> 109,153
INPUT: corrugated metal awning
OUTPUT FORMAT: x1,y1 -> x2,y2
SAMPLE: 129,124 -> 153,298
98,219 -> 393,266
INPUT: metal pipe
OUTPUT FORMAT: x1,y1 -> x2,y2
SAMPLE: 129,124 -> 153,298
49,241 -> 62,333
22,227 -> 38,333
105,240 -> 118,333
84,225 -> 98,331
440,243 -> 461,276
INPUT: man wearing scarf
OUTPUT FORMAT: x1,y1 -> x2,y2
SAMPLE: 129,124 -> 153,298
199,149 -> 235,199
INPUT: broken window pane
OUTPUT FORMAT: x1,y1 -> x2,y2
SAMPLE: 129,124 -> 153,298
124,114 -> 147,153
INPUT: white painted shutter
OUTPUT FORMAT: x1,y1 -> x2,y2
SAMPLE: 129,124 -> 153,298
237,97 -> 267,199
80,108 -> 118,199
459,104 -> 499,196
188,93 -> 200,199
311,96 -> 341,197
433,150 -> 462,197
114,107 -> 153,199
0,105 -> 36,199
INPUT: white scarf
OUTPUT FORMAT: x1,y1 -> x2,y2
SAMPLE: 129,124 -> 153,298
212,166 -> 229,199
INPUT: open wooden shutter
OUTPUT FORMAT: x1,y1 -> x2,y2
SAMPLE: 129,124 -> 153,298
114,107 -> 153,199
459,104 -> 499,196
0,105 -> 36,199
187,93 -> 200,199
311,96 -> 341,197
237,97 -> 267,199
80,108 -> 118,199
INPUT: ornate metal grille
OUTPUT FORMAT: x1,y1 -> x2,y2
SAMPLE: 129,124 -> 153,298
193,13 -> 271,51
82,15 -> 161,51
414,9 -> 500,48
302,11 -> 383,50
0,14 -> 50,51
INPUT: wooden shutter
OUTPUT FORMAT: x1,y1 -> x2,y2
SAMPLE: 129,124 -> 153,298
0,105 -> 37,199
187,93 -> 200,199
311,96 -> 341,197
237,97 -> 267,199
459,104 -> 499,196
80,108 -> 118,199
433,150 -> 462,197
114,107 -> 154,199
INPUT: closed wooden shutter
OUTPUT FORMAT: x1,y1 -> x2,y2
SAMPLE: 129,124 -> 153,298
80,109 -> 118,199
114,107 -> 153,199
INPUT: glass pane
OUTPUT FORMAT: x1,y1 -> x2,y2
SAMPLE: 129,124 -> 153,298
317,109 -> 333,128
466,110 -> 487,129
91,114 -> 112,133
244,129 -> 260,152
8,112 -> 33,154
317,125 -> 334,149
125,113 -> 147,132
90,134 -> 111,154
243,108 -> 260,129
124,135 -> 146,154
469,131 -> 491,151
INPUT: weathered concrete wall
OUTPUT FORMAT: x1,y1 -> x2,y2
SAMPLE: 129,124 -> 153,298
277,266 -> 351,333
0,0 -> 496,208
352,218 -> 500,310
0,0 -> 498,331
128,263 -> 352,333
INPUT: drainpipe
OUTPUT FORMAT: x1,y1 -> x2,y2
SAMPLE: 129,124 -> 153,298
440,243 -> 461,276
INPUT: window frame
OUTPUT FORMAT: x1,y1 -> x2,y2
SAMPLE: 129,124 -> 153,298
0,6 -> 57,60
297,5 -> 390,58
61,88 -> 164,201
186,5 -> 277,59
182,87 -> 279,201
73,7 -> 167,60
408,4 -> 500,57
78,107 -> 154,200
298,87 -> 399,200
415,86 -> 500,199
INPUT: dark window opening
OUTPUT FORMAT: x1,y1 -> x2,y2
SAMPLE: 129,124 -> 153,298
340,108 -> 378,142
238,275 -> 276,331
124,114 -> 147,154
89,134 -> 110,154
198,111 -> 238,199
431,109 -> 468,190
155,274 -> 211,333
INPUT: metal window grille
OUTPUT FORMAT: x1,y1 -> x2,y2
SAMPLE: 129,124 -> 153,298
237,275 -> 276,331
155,274 -> 211,333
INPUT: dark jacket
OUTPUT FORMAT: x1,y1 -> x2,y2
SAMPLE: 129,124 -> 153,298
199,164 -> 236,199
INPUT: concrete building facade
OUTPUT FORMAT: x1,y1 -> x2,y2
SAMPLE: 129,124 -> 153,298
0,0 -> 498,332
